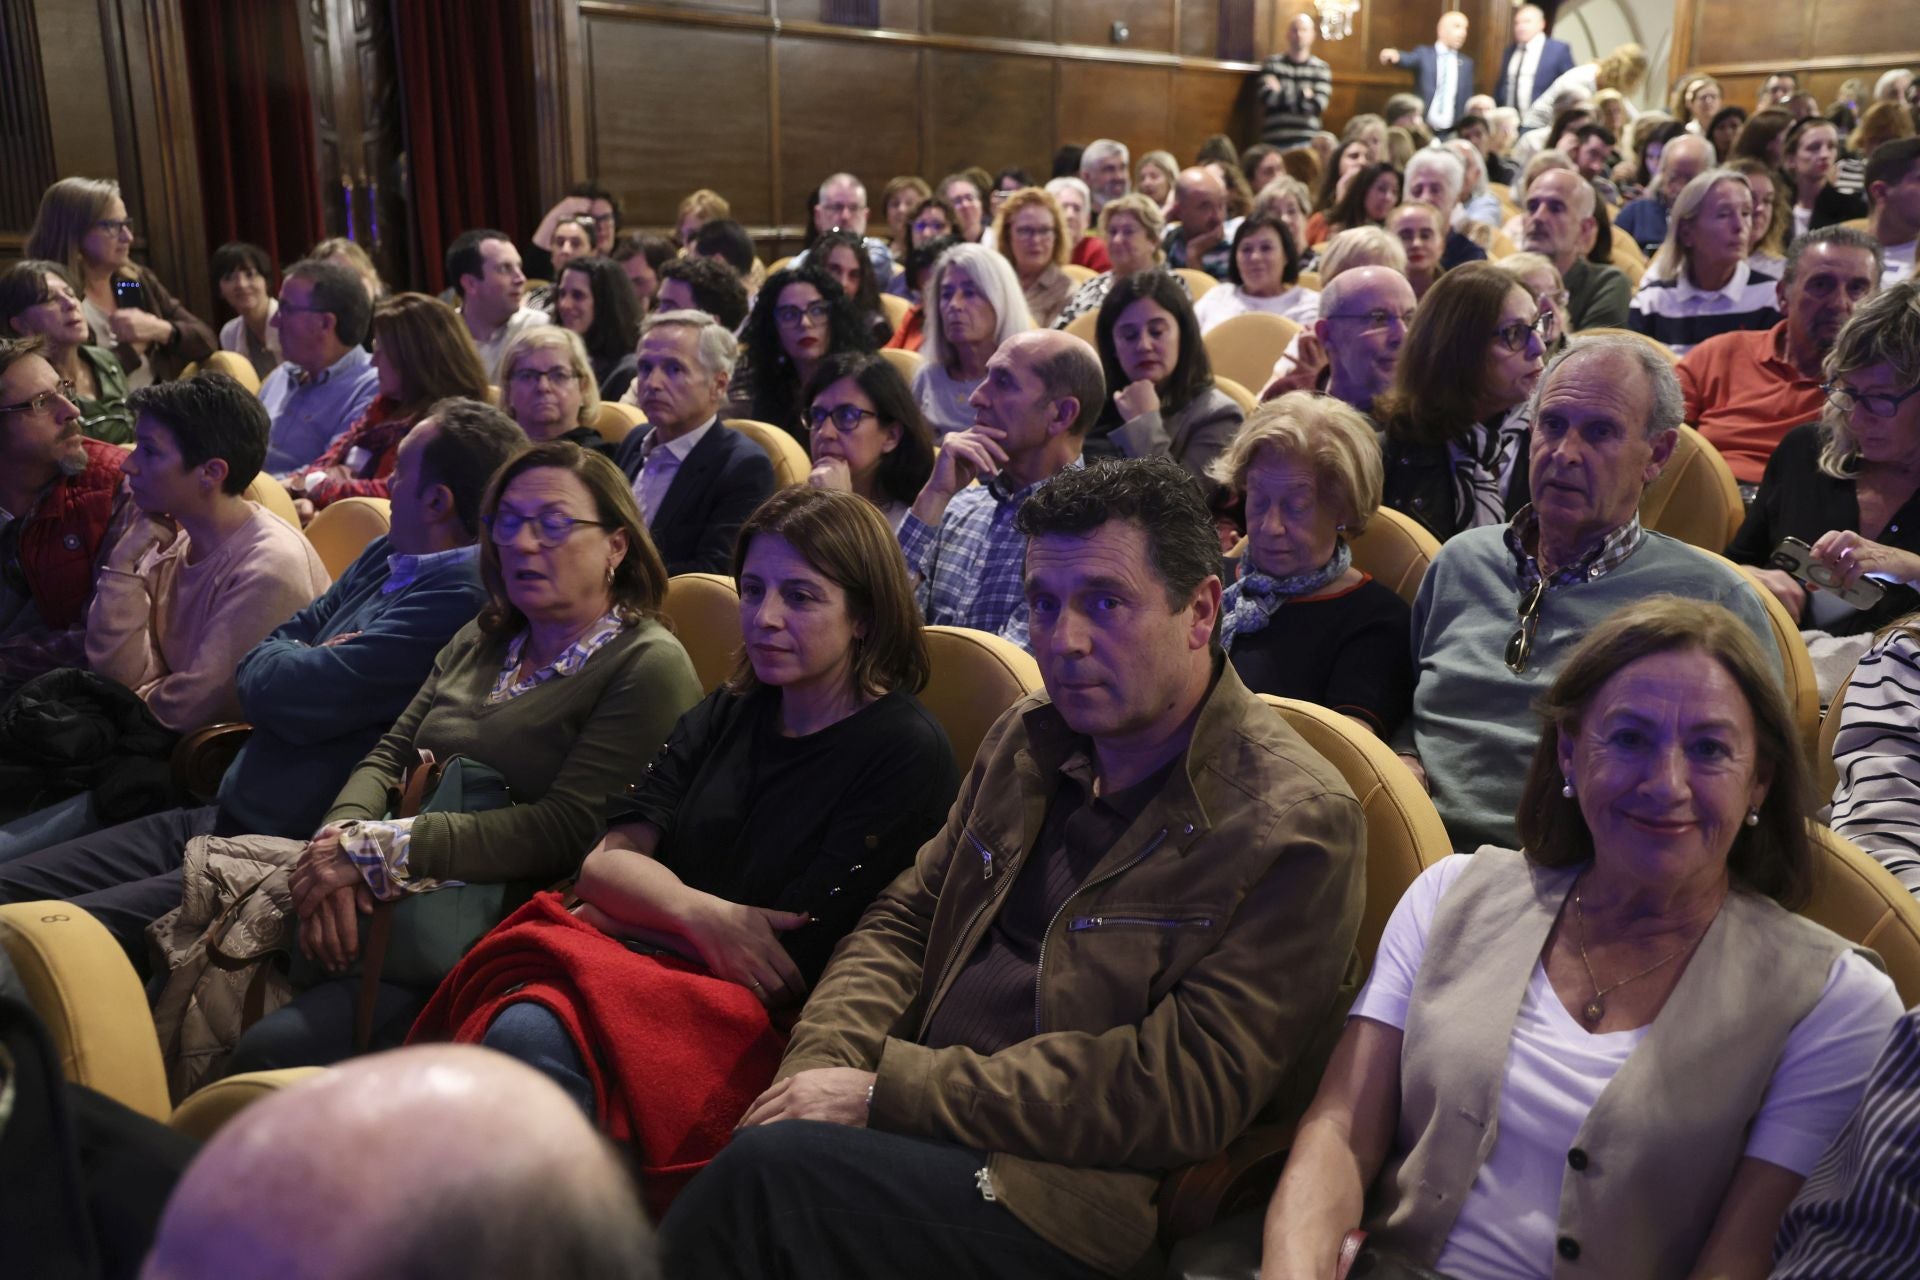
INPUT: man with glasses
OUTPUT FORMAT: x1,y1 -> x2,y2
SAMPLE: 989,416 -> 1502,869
1311,266 -> 1417,418
613,311 -> 772,574
790,173 -> 896,279
1681,227 -> 1884,490
1393,336 -> 1774,852
257,258 -> 380,474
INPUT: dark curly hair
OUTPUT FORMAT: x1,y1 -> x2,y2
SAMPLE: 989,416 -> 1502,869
736,263 -> 876,440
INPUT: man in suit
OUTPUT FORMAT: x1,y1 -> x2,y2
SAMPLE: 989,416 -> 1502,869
1493,4 -> 1574,115
613,310 -> 773,575
1380,11 -> 1473,134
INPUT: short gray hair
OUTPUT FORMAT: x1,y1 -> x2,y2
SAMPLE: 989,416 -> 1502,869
641,308 -> 738,378
817,172 -> 866,205
1081,138 -> 1130,172
1405,148 -> 1466,206
1045,176 -> 1091,208
1530,334 -> 1683,441
1782,224 -> 1885,290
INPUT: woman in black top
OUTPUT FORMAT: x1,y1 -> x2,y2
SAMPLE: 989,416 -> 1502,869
552,254 -> 642,396
1209,393 -> 1414,737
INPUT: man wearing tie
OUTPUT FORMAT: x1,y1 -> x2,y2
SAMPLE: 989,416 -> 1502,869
1380,12 -> 1475,134
1494,4 -> 1575,114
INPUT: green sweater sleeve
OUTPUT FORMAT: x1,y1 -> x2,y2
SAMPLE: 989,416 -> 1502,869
320,627 -> 461,828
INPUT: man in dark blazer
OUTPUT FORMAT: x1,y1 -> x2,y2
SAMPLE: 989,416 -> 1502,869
1493,3 -> 1575,114
1380,11 -> 1474,133
614,311 -> 774,575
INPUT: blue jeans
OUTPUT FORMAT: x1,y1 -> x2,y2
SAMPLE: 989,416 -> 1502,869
479,1000 -> 596,1118
0,793 -> 101,865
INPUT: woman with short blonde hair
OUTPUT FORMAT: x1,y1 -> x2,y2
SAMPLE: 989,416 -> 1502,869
500,324 -> 612,455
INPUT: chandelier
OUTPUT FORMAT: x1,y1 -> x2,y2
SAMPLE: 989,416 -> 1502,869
1315,0 -> 1359,41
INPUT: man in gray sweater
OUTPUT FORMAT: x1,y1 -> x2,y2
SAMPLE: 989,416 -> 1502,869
1394,336 -> 1778,851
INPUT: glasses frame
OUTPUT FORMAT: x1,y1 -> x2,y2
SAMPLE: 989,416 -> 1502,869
1822,378 -> 1920,419
483,510 -> 612,548
1492,313 -> 1552,355
774,301 -> 833,328
1505,577 -> 1547,674
508,367 -> 582,389
0,380 -> 78,417
808,404 -> 880,434
1323,308 -> 1417,331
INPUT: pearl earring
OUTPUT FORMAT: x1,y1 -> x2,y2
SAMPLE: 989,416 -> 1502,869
1745,807 -> 1760,827
1561,778 -> 1576,798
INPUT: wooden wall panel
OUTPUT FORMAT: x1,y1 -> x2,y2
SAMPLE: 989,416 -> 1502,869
1057,61 -> 1171,166
1181,0 -> 1220,59
776,37 -> 920,225
1685,0 -> 1805,69
782,0 -> 919,28
32,0 -> 120,185
924,47 -> 1054,183
1673,0 -> 1920,108
1170,69 -> 1253,160
1058,0 -> 1173,55
1810,0 -> 1896,61
930,0 -> 1049,44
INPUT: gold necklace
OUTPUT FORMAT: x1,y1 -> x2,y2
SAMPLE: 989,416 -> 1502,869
1570,887 -> 1707,1026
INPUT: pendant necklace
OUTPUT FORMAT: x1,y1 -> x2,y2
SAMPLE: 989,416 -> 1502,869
1571,886 -> 1707,1026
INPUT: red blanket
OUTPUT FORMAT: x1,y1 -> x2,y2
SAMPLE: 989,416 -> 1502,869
409,891 -> 787,1215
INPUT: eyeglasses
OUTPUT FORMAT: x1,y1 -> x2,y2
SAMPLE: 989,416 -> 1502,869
0,380 -> 77,417
1010,225 -> 1056,240
1823,378 -> 1920,418
808,404 -> 879,434
483,510 -> 611,547
589,211 -> 617,226
775,301 -> 832,327
1324,307 -> 1416,331
1492,314 -> 1551,354
1506,577 -> 1547,674
92,219 -> 135,238
509,367 -> 580,389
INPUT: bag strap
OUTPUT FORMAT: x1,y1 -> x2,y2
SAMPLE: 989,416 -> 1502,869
354,748 -> 437,1051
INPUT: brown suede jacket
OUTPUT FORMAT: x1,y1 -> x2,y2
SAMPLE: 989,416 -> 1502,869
777,660 -> 1366,1276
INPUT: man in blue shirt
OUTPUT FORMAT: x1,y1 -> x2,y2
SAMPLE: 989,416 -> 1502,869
257,259 -> 380,475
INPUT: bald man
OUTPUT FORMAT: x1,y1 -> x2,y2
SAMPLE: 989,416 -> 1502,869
1494,4 -> 1574,114
1380,11 -> 1475,132
1164,167 -> 1233,278
141,1046 -> 656,1280
1521,169 -> 1631,329
1614,133 -> 1714,254
1316,266 -> 1419,417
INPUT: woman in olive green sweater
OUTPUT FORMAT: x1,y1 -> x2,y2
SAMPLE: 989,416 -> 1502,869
227,441 -> 703,1069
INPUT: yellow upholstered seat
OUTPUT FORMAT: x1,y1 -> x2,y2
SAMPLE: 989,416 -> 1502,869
1060,263 -> 1096,286
1349,507 -> 1441,607
591,400 -> 644,446
245,471 -> 301,529
1805,825 -> 1920,1006
202,349 -> 261,395
1639,424 -> 1743,551
726,418 -> 811,489
921,626 -> 1043,771
878,293 -> 911,328
1203,312 -> 1301,396
303,497 -> 392,579
662,572 -> 742,692
877,347 -> 923,382
1173,268 -> 1218,300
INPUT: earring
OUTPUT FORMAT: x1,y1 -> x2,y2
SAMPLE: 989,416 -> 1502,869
1745,807 -> 1760,827
1561,778 -> 1575,798
605,561 -> 616,585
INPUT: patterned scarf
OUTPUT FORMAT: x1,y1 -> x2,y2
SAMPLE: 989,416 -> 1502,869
1448,404 -> 1531,531
1220,540 -> 1353,653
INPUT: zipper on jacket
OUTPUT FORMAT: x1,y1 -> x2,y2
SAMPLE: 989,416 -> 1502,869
974,1167 -> 998,1202
966,830 -> 995,881
1066,913 -> 1213,932
1032,827 -> 1170,1035
923,842 -> 1018,1032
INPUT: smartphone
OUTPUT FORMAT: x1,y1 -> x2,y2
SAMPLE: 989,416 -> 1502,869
1767,537 -> 1887,610
112,277 -> 147,312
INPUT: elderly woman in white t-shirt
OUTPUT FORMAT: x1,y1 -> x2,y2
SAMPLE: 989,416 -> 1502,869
1193,211 -> 1319,332
1250,598 -> 1900,1280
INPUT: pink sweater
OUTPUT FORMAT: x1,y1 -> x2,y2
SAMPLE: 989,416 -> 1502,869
86,502 -> 331,731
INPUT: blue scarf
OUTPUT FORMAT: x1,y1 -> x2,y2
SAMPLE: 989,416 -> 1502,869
1220,540 -> 1353,653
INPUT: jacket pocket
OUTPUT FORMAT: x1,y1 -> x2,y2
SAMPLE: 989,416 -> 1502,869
1067,913 -> 1215,932
964,828 -> 999,881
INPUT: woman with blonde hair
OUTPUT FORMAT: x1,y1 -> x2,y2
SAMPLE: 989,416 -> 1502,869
1523,43 -> 1649,131
991,187 -> 1074,327
1135,149 -> 1180,212
500,324 -> 613,456
24,176 -> 215,387
1836,101 -> 1917,197
1729,156 -> 1791,278
911,243 -> 1032,435
1628,168 -> 1780,355
1052,193 -> 1182,329
675,189 -> 731,248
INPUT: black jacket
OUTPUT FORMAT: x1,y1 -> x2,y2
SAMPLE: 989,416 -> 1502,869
614,420 -> 776,575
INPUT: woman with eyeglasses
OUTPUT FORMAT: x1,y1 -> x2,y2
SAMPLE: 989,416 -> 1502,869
801,352 -> 937,530
992,187 -> 1074,328
285,293 -> 491,521
1727,282 -> 1920,639
411,486 -> 959,1207
1495,253 -> 1571,362
1628,169 -> 1780,357
732,263 -> 876,446
502,325 -> 617,457
224,441 -> 704,1071
24,177 -> 214,388
0,259 -> 133,444
1377,263 -> 1547,542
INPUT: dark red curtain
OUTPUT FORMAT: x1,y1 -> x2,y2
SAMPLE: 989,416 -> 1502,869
182,0 -> 326,293
393,0 -> 540,295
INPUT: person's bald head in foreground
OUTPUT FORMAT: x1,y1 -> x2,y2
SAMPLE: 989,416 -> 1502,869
141,1045 -> 655,1280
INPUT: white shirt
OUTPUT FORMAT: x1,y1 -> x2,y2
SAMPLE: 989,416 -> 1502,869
632,416 -> 718,525
1430,45 -> 1461,130
468,305 -> 548,382
1506,34 -> 1545,112
1191,284 -> 1320,333
1883,238 -> 1916,287
1353,855 -> 1901,1280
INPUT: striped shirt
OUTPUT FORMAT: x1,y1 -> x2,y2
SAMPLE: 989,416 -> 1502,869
1827,628 -> 1920,895
1257,54 -> 1332,149
1627,260 -> 1782,356
1773,1009 -> 1920,1279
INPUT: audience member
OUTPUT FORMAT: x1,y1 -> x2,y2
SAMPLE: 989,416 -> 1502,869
1165,166 -> 1235,277
662,457 -> 1367,1280
1629,168 -> 1782,354
1731,106 -> 1796,167
446,228 -> 545,381
802,352 -> 935,529
811,229 -> 895,347
86,373 -> 330,733
1387,202 -> 1448,300
1708,104 -> 1749,165
526,181 -> 623,278
0,402 -> 522,942
1135,149 -> 1179,210
1837,101 -> 1915,198
501,325 -> 614,455
1245,597 -> 1897,1280
1319,162 -> 1402,247
880,230 -> 957,351
1784,117 -> 1868,237
257,258 -> 380,474
649,255 -> 750,334
1043,176 -> 1109,272
1522,169 -> 1631,329
224,441 -> 703,1068
688,220 -> 759,293
937,173 -> 989,244
615,311 -> 775,575
734,263 -> 875,443
311,236 -> 389,306
1302,264 -> 1417,416
553,254 -> 642,395
1379,12 -> 1474,133
1730,155 -> 1792,279
1758,70 -> 1798,109
1404,148 -> 1487,270
1305,140 -> 1371,242
1193,211 -> 1316,329
1211,394 -> 1413,734
611,231 -> 675,316
1241,144 -> 1287,195
1674,73 -> 1726,136
1866,136 -> 1920,286
25,177 -> 215,388
1255,173 -> 1317,259
1494,4 -> 1573,115
1824,607 -> 1920,893
1375,263 -> 1544,540
1570,124 -> 1623,203
1258,14 -> 1333,150
1615,133 -> 1714,253
289,292 -> 491,517
0,259 -> 132,444
1874,67 -> 1916,103
1394,336 -> 1774,850
992,187 -> 1075,327
526,216 -> 593,314
898,329 -> 1096,647
1496,250 -> 1572,361
989,167 -> 1033,224
880,175 -> 932,264
1341,113 -> 1390,164
911,243 -> 1032,437
787,174 -> 895,281
674,189 -> 729,249
1682,225 -> 1883,485
1080,138 -> 1131,212
1259,229 -> 1411,400
141,1045 -> 657,1280
210,241 -> 280,380
1092,269 -> 1244,480
1053,193 -> 1177,328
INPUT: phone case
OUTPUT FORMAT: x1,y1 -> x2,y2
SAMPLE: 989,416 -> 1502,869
1768,538 -> 1887,610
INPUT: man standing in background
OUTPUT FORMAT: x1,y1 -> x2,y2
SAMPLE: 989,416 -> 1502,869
1257,14 -> 1332,151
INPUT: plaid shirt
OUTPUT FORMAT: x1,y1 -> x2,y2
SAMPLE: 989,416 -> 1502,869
1504,505 -> 1646,597
897,464 -> 1079,652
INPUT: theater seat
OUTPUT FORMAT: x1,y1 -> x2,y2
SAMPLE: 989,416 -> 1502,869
921,626 -> 1042,771
1804,824 -> 1920,1006
172,722 -> 252,803
726,418 -> 811,488
0,902 -> 319,1131
1815,653 -> 1864,800
1064,311 -> 1099,346
1702,550 -> 1820,769
1204,312 -> 1301,396
1060,263 -> 1096,286
1348,506 -> 1441,607
1639,425 -> 1742,551
1213,376 -> 1256,414
878,293 -> 911,328
877,347 -> 922,382
304,497 -> 392,579
591,400 -> 644,445
202,350 -> 261,396
662,572 -> 742,692
246,471 -> 302,529
1173,268 -> 1218,300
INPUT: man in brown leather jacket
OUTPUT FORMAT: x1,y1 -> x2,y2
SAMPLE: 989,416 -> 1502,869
662,452 -> 1366,1279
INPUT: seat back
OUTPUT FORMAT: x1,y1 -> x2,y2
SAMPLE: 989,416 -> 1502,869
1203,311 -> 1301,394
878,293 -> 911,328
1609,237 -> 1648,288
202,349 -> 262,395
877,347 -> 923,382
1061,263 -> 1096,286
726,418 -> 811,488
922,626 -> 1043,772
1213,375 -> 1257,414
1804,825 -> 1920,1006
1260,697 -> 1452,967
245,471 -> 302,529
1064,310 -> 1100,346
1815,653 -> 1866,801
591,400 -> 644,445
1702,550 -> 1821,768
0,902 -> 172,1122
1640,425 -> 1743,551
303,497 -> 392,578
1172,267 -> 1218,300
662,572 -> 742,692
166,1067 -> 327,1141
1349,507 -> 1442,606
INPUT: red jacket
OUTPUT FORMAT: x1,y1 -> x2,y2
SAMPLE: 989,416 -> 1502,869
18,439 -> 124,630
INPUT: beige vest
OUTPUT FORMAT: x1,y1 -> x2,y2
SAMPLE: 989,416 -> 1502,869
1366,847 -> 1860,1279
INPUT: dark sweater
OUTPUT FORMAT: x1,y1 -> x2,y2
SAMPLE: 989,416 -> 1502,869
608,686 -> 959,985
1725,422 -> 1920,636
1226,574 -> 1415,737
